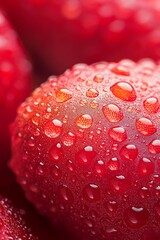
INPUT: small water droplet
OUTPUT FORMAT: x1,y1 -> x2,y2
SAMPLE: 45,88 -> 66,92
30,184 -> 39,193
55,88 -> 72,103
154,201 -> 160,218
107,157 -> 120,171
108,126 -> 127,142
0,218 -> 4,229
120,144 -> 138,161
32,113 -> 40,126
110,81 -> 136,101
66,160 -> 75,172
143,97 -> 159,113
51,165 -> 62,180
75,114 -> 92,128
58,185 -> 74,204
82,184 -> 101,202
111,65 -> 130,76
124,207 -> 149,228
62,132 -> 76,146
75,146 -> 96,165
109,175 -> 130,193
79,99 -> 87,106
90,100 -> 99,109
93,74 -> 104,83
62,115 -> 68,124
49,143 -> 63,162
104,201 -> 118,213
148,139 -> 160,154
138,158 -> 155,176
139,187 -> 150,199
136,117 -> 156,136
44,119 -> 63,138
86,88 -> 99,98
94,160 -> 105,175
102,104 -> 123,122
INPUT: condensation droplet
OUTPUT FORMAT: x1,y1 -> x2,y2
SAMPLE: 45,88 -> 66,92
75,146 -> 96,165
102,104 -> 123,122
44,119 -> 63,138
66,160 -> 75,172
82,184 -> 101,202
93,74 -> 104,83
51,165 -> 62,180
111,65 -> 130,76
79,99 -> 87,106
124,207 -> 149,228
49,143 -> 63,162
143,97 -> 159,113
148,139 -> 160,154
104,201 -> 118,213
108,126 -> 127,142
154,201 -> 160,218
55,88 -> 72,103
62,132 -> 76,146
138,158 -> 154,176
110,81 -> 136,101
90,100 -> 99,109
94,160 -> 105,175
136,117 -> 156,136
120,144 -> 138,161
108,157 -> 120,171
58,185 -> 74,204
86,88 -> 99,98
75,114 -> 92,128
109,175 -> 130,193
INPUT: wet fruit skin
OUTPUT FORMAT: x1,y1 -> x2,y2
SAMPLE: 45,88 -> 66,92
0,195 -> 37,240
10,60 -> 160,240
1,0 -> 160,75
0,11 -> 32,186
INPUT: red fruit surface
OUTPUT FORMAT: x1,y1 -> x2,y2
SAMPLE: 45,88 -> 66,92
0,195 -> 37,240
10,60 -> 160,240
0,11 -> 32,185
1,0 -> 160,74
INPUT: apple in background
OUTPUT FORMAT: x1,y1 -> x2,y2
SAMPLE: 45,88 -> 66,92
0,0 -> 160,75
0,11 -> 32,187
10,59 -> 160,240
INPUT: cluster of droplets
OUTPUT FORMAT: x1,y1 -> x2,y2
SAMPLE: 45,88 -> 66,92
13,61 -> 160,240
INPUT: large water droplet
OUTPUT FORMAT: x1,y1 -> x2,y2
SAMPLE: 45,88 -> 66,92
49,143 -> 63,162
143,97 -> 159,113
136,117 -> 156,136
138,158 -> 154,176
148,139 -> 160,154
55,88 -> 72,103
82,184 -> 101,202
110,81 -> 136,101
75,146 -> 96,165
75,114 -> 92,128
124,207 -> 149,228
102,104 -> 123,122
108,126 -> 127,142
120,144 -> 138,161
44,119 -> 63,138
